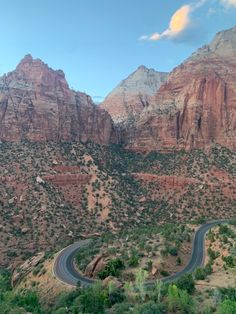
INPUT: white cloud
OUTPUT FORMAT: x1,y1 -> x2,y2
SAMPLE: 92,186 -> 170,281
150,33 -> 161,41
139,35 -> 149,40
220,0 -> 236,7
140,1 -> 207,42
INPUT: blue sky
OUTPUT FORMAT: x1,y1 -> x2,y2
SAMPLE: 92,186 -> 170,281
0,0 -> 236,100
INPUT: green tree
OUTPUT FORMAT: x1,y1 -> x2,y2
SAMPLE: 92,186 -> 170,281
167,285 -> 179,312
167,284 -> 195,313
14,290 -> 42,313
217,300 -> 236,314
176,274 -> 195,294
98,258 -> 124,279
135,269 -> 148,302
107,282 -> 124,306
178,289 -> 195,313
153,280 -> 162,304
77,283 -> 107,314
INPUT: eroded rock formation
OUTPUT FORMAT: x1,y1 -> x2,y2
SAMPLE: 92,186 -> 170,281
101,66 -> 168,125
43,174 -> 91,186
0,55 -> 117,144
125,27 -> 236,151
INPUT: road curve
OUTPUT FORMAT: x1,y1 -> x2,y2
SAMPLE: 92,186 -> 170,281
53,219 -> 229,287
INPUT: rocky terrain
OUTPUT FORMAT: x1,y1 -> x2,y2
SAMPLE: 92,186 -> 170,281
1,27 -> 236,152
116,26 -> 236,152
0,26 -> 236,274
0,54 -> 117,144
101,66 -> 168,125
0,141 -> 235,269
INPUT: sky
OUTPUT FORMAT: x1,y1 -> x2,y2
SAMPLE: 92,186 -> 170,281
0,0 -> 236,101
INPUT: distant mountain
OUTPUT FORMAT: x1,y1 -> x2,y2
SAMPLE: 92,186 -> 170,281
101,66 -> 168,125
0,54 -> 117,144
126,26 -> 236,151
1,26 -> 236,152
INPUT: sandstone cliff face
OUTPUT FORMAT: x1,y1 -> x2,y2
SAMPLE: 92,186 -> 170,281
101,66 -> 168,125
126,27 -> 236,151
0,55 -> 117,144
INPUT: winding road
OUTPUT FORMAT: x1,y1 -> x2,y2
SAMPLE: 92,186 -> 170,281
53,219 -> 229,287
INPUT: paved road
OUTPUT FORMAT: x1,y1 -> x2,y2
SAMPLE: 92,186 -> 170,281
53,239 -> 95,287
53,219 -> 229,287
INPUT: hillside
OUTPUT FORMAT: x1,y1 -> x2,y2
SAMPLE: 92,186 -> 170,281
0,141 -> 235,268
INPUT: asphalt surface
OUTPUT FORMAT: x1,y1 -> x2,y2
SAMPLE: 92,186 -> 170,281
53,239 -> 95,287
53,219 -> 229,287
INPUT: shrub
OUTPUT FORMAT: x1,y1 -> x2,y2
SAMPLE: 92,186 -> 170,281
176,256 -> 182,265
160,270 -> 169,277
98,258 -> 124,279
77,283 -> 107,314
167,285 -> 195,313
168,247 -> 178,256
133,300 -> 166,314
194,267 -> 206,280
216,300 -> 236,314
222,255 -> 235,268
204,262 -> 213,275
207,248 -> 220,260
128,250 -> 140,267
176,274 -> 195,295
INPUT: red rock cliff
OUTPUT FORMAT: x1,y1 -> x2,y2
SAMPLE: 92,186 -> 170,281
126,27 -> 236,151
0,55 -> 117,144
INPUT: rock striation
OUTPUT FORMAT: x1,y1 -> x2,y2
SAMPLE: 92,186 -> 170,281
43,173 -> 91,186
132,173 -> 199,189
126,26 -> 236,151
101,66 -> 168,125
0,55 -> 117,144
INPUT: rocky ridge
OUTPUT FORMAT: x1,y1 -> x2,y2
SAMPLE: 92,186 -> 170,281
101,66 -> 168,125
0,54 -> 117,144
125,26 -> 236,151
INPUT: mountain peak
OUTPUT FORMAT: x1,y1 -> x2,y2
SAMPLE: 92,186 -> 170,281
191,25 -> 236,60
137,65 -> 148,71
209,25 -> 236,58
101,66 -> 168,124
22,54 -> 33,61
16,54 -> 65,79
112,66 -> 168,97
0,55 -> 116,144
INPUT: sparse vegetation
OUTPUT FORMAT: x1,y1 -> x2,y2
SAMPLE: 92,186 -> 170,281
0,141 -> 236,312
1,267 -> 236,313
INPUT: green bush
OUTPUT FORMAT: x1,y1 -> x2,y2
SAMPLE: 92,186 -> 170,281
222,255 -> 235,268
167,284 -> 195,313
128,250 -> 140,267
98,258 -> 124,279
204,262 -> 213,275
194,267 -> 206,280
176,274 -> 195,295
160,270 -> 169,277
133,300 -> 166,313
207,248 -> 220,260
216,300 -> 236,314
77,283 -> 107,314
168,247 -> 178,256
